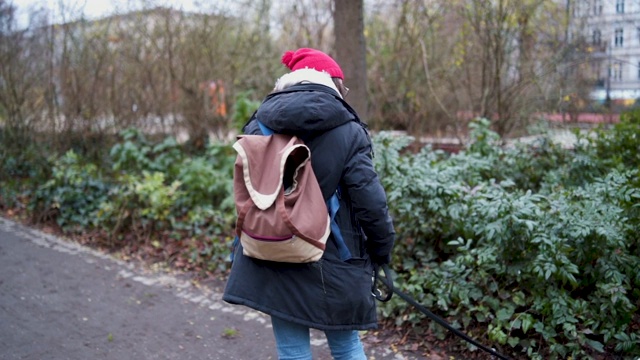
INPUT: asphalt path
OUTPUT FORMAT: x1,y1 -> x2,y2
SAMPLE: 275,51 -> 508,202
0,217 -> 424,360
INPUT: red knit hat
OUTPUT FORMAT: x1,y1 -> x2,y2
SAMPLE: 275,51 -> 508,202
281,48 -> 344,80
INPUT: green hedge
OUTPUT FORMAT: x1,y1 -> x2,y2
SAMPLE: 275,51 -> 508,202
0,115 -> 639,359
374,118 -> 639,359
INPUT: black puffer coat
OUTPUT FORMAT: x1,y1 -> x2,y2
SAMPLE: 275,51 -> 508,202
222,83 -> 395,331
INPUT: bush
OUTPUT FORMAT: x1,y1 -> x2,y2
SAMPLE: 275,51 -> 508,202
3,116 -> 638,359
175,141 -> 235,214
373,118 -> 640,359
231,91 -> 261,133
97,131 -> 235,246
95,171 -> 183,242
593,109 -> 640,170
110,128 -> 185,177
30,151 -> 110,232
0,134 -> 52,210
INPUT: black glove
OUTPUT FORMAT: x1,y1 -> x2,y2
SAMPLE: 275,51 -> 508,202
370,253 -> 391,266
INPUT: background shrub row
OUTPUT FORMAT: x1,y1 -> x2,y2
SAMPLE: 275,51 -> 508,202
1,113 -> 639,359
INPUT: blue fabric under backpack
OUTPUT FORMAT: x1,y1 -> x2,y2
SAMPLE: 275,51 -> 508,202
230,121 -> 351,262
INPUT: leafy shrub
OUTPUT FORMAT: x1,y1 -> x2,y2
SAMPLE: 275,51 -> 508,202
109,128 -> 184,177
0,145 -> 51,181
6,115 -> 638,359
0,136 -> 52,210
30,150 -> 110,232
373,118 -> 640,359
95,171 -> 183,242
231,90 -> 261,133
97,133 -> 236,253
593,109 -> 640,170
176,141 -> 235,214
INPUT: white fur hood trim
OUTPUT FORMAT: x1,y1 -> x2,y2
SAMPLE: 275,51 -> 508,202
273,68 -> 342,98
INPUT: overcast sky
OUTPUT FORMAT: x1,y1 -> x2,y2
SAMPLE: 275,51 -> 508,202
14,0 -> 129,17
10,0 -> 236,27
10,0 -> 390,30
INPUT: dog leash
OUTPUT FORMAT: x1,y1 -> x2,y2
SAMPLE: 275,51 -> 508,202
372,264 -> 512,360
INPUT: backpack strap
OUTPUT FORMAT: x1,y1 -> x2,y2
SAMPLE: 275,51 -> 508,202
257,120 -> 273,136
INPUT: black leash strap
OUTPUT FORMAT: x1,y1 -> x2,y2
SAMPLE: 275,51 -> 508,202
372,264 -> 512,360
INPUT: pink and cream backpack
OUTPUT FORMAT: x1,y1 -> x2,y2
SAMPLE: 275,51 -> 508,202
232,133 -> 331,263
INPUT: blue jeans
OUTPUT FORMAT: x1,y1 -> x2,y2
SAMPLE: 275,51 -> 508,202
271,316 -> 367,360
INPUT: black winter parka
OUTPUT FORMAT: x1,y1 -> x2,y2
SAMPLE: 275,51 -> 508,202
222,83 -> 395,331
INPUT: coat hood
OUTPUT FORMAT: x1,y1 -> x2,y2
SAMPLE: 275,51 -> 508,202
254,70 -> 358,135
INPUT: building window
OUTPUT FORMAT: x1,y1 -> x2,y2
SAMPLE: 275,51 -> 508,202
592,63 -> 605,87
593,0 -> 603,15
637,62 -> 640,79
613,62 -> 623,81
573,0 -> 583,17
616,0 -> 625,13
593,29 -> 602,45
615,28 -> 624,47
637,27 -> 640,44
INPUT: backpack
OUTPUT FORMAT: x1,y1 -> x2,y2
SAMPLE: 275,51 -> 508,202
231,122 -> 347,263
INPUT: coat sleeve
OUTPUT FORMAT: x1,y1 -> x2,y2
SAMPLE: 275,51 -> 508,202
341,125 -> 396,264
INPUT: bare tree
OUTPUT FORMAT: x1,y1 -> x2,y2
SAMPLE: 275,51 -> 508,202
365,0 -> 578,139
454,0 -> 573,137
0,0 -> 588,156
334,0 -> 367,120
273,0 -> 333,51
366,0 -> 450,135
0,1 -> 50,144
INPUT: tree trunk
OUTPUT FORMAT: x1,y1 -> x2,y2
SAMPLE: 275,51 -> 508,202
333,0 -> 368,121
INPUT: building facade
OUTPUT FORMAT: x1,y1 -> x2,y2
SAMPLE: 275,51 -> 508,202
571,0 -> 640,101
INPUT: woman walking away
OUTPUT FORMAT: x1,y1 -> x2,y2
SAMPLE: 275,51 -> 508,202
223,47 -> 396,360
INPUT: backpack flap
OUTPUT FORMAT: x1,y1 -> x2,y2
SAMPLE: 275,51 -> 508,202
233,134 -> 331,263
